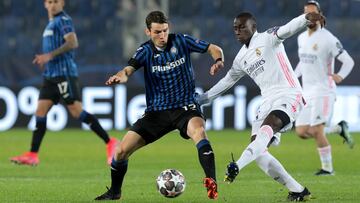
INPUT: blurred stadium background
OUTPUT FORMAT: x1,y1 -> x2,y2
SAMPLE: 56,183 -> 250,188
1,0 -> 360,131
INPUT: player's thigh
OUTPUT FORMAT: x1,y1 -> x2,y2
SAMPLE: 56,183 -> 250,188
35,99 -> 54,116
115,131 -> 147,159
38,78 -> 61,106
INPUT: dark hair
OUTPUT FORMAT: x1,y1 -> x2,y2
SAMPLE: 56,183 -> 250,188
236,12 -> 256,22
306,0 -> 322,13
145,11 -> 168,29
235,12 -> 257,27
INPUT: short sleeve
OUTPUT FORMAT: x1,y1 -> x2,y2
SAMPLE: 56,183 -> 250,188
183,34 -> 210,53
128,46 -> 147,70
58,16 -> 75,36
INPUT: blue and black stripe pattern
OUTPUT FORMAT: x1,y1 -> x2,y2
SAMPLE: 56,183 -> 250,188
128,34 -> 210,112
42,11 -> 77,78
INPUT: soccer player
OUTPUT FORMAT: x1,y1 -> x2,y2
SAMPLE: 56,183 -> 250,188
294,0 -> 355,176
197,12 -> 325,201
94,11 -> 224,200
10,0 -> 117,166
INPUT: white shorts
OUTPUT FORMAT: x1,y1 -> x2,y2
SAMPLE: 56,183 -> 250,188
295,95 -> 335,127
251,93 -> 305,135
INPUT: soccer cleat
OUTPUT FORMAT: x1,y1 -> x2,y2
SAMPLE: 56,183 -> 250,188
106,137 -> 118,165
314,169 -> 334,176
338,121 -> 354,149
287,187 -> 311,201
10,152 -> 39,166
203,177 -> 218,199
224,153 -> 239,183
95,187 -> 121,201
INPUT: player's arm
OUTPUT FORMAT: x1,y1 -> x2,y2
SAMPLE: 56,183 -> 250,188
207,44 -> 224,75
197,59 -> 245,105
271,13 -> 324,41
32,32 -> 78,68
294,63 -> 302,78
333,51 -> 354,83
105,66 -> 136,85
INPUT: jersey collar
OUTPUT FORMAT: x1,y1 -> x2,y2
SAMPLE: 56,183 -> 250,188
149,34 -> 175,54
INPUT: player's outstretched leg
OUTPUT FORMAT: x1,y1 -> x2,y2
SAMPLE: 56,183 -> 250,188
196,139 -> 218,199
338,120 -> 354,149
79,110 -> 118,164
10,116 -> 46,166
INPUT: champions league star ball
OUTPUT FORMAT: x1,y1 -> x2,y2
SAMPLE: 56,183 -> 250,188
156,169 -> 186,198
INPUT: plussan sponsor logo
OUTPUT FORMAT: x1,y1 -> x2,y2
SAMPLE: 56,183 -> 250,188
152,57 -> 185,72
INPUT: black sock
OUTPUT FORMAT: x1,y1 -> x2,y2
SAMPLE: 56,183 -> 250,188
30,116 -> 47,153
110,158 -> 128,194
196,139 -> 216,181
79,111 -> 110,143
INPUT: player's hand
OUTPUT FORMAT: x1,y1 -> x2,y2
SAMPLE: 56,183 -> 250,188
210,61 -> 224,76
332,74 -> 343,84
305,12 -> 326,28
32,53 -> 53,69
105,71 -> 128,85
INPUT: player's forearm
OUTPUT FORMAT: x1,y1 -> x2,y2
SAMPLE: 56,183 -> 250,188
208,44 -> 224,62
206,71 -> 239,101
277,14 -> 308,40
50,40 -> 78,58
118,66 -> 135,77
336,50 -> 354,79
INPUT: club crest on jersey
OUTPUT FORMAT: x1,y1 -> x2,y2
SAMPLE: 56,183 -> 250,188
170,46 -> 178,54
312,44 -> 318,51
255,48 -> 261,57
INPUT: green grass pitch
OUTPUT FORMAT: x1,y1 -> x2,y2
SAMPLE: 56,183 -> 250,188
0,129 -> 359,202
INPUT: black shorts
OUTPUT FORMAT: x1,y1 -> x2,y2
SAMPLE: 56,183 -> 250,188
130,104 -> 204,144
39,76 -> 81,105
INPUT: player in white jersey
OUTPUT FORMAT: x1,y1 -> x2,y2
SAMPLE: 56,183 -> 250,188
294,1 -> 355,176
197,12 -> 324,201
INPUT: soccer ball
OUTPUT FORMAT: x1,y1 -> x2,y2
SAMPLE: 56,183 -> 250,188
156,169 -> 186,198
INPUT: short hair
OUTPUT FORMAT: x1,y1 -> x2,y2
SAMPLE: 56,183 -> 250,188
236,12 -> 256,23
145,11 -> 168,29
306,0 -> 322,13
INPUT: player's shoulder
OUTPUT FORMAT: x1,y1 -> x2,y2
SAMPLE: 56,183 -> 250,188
319,28 -> 338,41
298,30 -> 307,40
54,11 -> 73,24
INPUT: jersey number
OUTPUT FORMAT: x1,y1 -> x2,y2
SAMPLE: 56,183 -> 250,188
57,81 -> 69,94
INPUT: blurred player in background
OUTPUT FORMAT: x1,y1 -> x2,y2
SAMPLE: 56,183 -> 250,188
198,11 -> 325,201
294,0 -> 355,176
10,0 -> 117,166
95,11 -> 224,200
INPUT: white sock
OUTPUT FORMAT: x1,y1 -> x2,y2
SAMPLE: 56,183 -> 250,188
317,145 -> 333,172
236,125 -> 273,171
325,124 -> 341,134
256,151 -> 304,192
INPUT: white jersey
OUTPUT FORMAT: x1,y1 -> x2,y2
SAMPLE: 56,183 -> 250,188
297,28 -> 344,98
230,31 -> 302,98
198,14 -> 311,105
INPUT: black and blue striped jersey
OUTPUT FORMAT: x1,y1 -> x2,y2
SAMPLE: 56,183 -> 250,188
42,11 -> 77,78
128,33 -> 210,112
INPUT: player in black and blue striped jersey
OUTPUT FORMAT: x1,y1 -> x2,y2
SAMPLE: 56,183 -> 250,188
10,0 -> 117,166
95,11 -> 224,200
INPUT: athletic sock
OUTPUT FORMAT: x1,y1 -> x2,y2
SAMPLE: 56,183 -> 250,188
317,145 -> 333,172
256,151 -> 304,192
196,139 -> 216,181
325,124 -> 341,134
236,125 -> 273,171
110,158 -> 128,194
79,111 -> 110,143
30,116 -> 47,153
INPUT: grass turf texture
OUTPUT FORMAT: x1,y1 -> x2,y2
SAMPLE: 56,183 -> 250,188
0,129 -> 359,202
